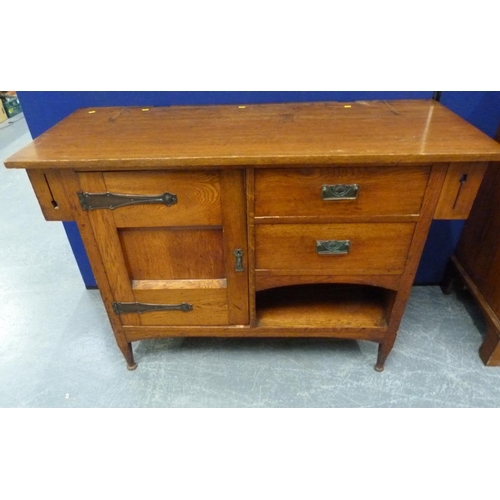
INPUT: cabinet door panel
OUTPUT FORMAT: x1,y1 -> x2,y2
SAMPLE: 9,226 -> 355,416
77,170 -> 249,327
133,288 -> 229,326
103,171 -> 222,227
119,227 -> 225,280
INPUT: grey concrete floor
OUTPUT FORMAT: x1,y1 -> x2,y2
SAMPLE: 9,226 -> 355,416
1,113 -> 500,408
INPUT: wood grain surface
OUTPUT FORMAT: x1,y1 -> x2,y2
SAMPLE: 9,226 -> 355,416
6,100 -> 500,170
132,279 -> 227,290
255,166 -> 430,218
255,222 -> 415,274
434,162 -> 487,219
256,284 -> 390,329
254,274 -> 401,292
103,171 -> 222,227
26,170 -> 74,221
58,170 -> 138,367
77,172 -> 140,326
8,100 -> 497,370
456,165 -> 500,310
122,325 -> 387,343
119,227 -> 225,280
220,170 -> 250,325
132,288 -> 229,326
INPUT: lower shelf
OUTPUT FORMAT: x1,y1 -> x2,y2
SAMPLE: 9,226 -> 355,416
256,283 -> 391,330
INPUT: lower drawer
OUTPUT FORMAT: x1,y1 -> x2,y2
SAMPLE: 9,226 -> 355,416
121,288 -> 230,326
255,223 -> 415,274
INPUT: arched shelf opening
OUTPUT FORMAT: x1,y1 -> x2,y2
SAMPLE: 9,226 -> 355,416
255,283 -> 396,335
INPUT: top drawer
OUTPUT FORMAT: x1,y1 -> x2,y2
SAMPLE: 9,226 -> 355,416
254,166 -> 430,218
86,171 -> 222,228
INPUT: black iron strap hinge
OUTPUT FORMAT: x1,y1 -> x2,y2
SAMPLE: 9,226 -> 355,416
112,302 -> 193,315
78,191 -> 178,211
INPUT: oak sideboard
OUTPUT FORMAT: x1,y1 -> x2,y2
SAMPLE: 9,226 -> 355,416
6,100 -> 500,370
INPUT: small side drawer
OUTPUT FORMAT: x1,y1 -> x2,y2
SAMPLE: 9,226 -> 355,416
78,171 -> 222,227
254,166 -> 430,218
27,170 -> 73,221
434,162 -> 487,220
255,223 -> 415,274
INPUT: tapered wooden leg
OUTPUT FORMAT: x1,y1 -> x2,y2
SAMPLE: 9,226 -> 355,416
375,339 -> 396,372
118,341 -> 137,370
375,344 -> 386,372
479,323 -> 500,366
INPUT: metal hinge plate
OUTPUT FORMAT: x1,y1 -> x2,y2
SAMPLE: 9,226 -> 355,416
112,302 -> 193,315
78,191 -> 178,211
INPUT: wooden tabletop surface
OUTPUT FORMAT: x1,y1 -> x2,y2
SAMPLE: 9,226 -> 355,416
6,100 -> 500,170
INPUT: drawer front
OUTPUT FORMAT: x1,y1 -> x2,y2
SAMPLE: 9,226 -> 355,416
27,170 -> 73,221
254,166 -> 430,218
434,162 -> 487,220
97,171 -> 222,227
255,223 -> 415,274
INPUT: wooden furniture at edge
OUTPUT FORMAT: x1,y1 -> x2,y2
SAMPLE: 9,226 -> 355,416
6,100 -> 500,371
441,125 -> 500,366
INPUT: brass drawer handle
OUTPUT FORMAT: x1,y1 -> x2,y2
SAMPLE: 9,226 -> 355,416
78,191 -> 178,211
322,184 -> 359,200
316,240 -> 350,255
112,302 -> 193,315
